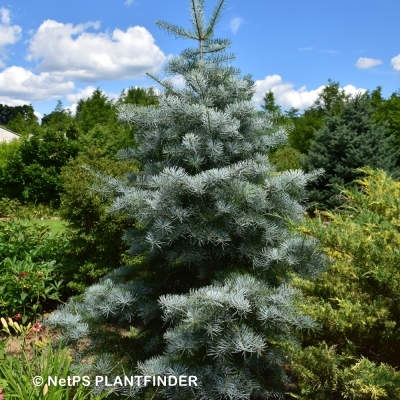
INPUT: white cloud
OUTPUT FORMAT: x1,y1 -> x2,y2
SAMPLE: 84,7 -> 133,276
320,49 -> 340,54
341,84 -> 366,97
34,111 -> 43,124
124,0 -> 134,6
27,20 -> 166,82
0,8 -> 10,24
0,66 -> 75,105
355,57 -> 382,69
254,75 -> 366,111
0,97 -> 28,107
0,8 -> 22,52
230,17 -> 244,34
390,54 -> 400,71
254,75 -> 324,110
298,47 -> 314,51
66,86 -> 97,104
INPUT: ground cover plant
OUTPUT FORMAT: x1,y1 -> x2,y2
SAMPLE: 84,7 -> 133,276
47,1 -> 325,399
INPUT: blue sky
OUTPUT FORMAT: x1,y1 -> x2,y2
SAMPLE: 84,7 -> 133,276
1,0 -> 399,119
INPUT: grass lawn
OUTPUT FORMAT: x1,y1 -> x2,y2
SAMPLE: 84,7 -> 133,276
28,218 -> 67,234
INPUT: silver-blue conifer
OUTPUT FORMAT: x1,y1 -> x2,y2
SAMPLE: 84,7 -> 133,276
48,1 -> 324,398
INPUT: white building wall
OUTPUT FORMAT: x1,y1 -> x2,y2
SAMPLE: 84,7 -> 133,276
0,126 -> 20,142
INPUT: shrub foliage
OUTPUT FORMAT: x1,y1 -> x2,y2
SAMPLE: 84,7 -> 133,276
291,168 -> 400,399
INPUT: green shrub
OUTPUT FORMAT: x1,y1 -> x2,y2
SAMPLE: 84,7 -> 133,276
0,256 -> 63,321
0,140 -> 24,200
59,149 -> 136,291
0,129 -> 79,205
290,167 -> 400,399
18,129 -> 80,204
0,220 -> 67,321
22,164 -> 61,204
0,139 -> 20,168
0,219 -> 66,262
269,146 -> 302,171
0,198 -> 59,220
290,345 -> 400,399
0,198 -> 21,218
341,357 -> 400,399
79,123 -> 133,160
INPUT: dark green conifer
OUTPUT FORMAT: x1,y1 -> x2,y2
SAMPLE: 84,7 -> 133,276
303,93 -> 398,209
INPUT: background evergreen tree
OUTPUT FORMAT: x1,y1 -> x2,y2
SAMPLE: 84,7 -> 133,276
288,107 -> 324,154
41,100 -> 75,132
118,86 -> 159,107
287,80 -> 349,155
302,92 -> 398,210
58,150 -> 135,292
313,79 -> 349,116
75,87 -> 158,159
75,88 -> 117,134
260,91 -> 302,172
57,87 -> 158,291
48,1 -> 324,398
370,86 -> 400,165
261,90 -> 281,114
269,145 -> 302,171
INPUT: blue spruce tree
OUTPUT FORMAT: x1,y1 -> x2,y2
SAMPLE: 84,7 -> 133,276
48,1 -> 324,398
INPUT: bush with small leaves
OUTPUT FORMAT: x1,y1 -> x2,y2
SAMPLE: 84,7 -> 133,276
290,168 -> 400,399
59,148 -> 136,291
0,220 -> 67,321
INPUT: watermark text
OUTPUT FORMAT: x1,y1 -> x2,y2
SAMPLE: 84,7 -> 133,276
32,375 -> 198,388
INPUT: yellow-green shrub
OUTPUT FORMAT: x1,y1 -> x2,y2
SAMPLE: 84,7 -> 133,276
290,168 -> 400,399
